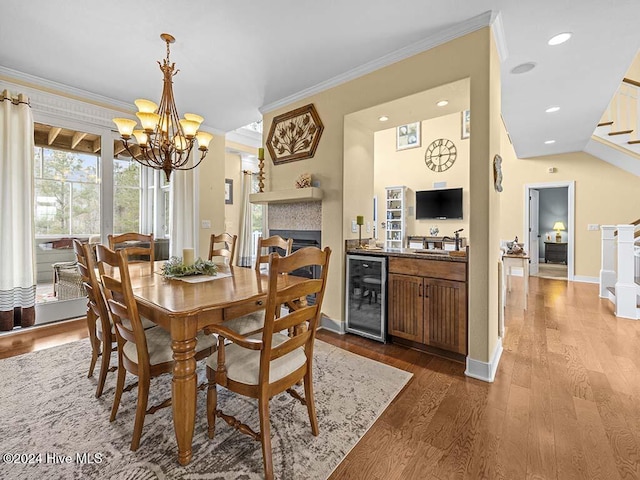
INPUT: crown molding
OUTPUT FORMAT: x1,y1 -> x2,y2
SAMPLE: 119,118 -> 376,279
0,68 -> 225,136
226,127 -> 262,148
490,11 -> 509,62
0,65 -> 133,111
260,10 -> 497,114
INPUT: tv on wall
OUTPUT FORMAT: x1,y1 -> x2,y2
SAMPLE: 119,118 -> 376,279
415,188 -> 463,220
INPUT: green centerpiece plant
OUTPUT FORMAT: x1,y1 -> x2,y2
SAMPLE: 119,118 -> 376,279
161,256 -> 218,278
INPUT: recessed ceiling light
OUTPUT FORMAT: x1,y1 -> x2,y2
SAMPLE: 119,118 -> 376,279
545,106 -> 560,113
378,115 -> 389,122
544,140 -> 556,144
548,32 -> 572,46
510,62 -> 536,74
436,100 -> 449,107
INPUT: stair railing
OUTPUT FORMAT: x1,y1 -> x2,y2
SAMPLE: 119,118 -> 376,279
615,225 -> 637,319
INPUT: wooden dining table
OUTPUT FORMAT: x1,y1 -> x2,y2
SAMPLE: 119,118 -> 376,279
120,261 -> 308,465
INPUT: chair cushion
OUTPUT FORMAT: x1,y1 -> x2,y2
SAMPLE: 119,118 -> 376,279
122,327 -> 217,366
206,332 -> 306,385
222,311 -> 265,336
96,315 -> 155,335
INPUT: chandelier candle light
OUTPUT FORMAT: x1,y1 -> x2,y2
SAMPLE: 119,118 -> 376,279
113,33 -> 213,181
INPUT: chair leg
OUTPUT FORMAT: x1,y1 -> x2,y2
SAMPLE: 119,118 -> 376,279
110,354 -> 126,422
95,340 -> 112,398
258,394 -> 274,480
303,369 -> 319,436
88,339 -> 99,378
131,375 -> 150,451
206,374 -> 218,439
86,314 -> 99,378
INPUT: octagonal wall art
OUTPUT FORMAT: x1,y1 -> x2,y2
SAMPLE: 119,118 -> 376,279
266,103 -> 324,165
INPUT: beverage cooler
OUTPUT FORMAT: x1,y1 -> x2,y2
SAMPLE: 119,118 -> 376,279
345,254 -> 386,342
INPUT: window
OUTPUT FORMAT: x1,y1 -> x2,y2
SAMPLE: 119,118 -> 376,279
113,158 -> 141,234
34,146 -> 101,237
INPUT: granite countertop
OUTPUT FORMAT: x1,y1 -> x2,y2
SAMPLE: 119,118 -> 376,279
345,247 -> 468,263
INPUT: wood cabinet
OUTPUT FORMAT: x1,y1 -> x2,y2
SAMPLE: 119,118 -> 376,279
388,257 -> 468,356
544,242 -> 567,264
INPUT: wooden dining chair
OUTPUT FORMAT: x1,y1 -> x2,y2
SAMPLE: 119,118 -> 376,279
206,246 -> 331,480
107,232 -> 155,264
221,235 -> 294,337
208,232 -> 237,265
254,235 -> 293,272
95,244 -> 216,451
73,240 -> 115,398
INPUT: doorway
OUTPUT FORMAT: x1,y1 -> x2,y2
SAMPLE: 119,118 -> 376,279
524,181 -> 575,281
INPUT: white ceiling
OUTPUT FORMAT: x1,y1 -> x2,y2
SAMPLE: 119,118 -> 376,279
1,1 -> 639,158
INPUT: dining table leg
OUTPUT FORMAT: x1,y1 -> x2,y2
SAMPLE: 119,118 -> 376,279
171,321 -> 198,466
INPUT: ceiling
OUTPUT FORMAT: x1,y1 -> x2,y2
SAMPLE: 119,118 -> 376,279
2,1 -> 639,159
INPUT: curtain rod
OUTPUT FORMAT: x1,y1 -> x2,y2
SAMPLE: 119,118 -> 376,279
1,90 -> 30,107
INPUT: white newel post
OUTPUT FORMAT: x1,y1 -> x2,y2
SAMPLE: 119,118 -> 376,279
600,225 -> 617,298
615,225 -> 637,319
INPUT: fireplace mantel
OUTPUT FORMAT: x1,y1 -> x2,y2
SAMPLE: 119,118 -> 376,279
249,187 -> 322,205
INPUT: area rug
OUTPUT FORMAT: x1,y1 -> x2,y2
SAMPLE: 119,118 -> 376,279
0,338 -> 412,479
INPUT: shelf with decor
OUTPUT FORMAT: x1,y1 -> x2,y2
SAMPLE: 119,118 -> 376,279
385,186 -> 407,250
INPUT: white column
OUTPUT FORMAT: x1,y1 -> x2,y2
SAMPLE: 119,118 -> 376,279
615,225 -> 637,319
600,225 -> 617,298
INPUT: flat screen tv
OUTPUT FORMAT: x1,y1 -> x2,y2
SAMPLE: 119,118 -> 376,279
415,188 -> 463,220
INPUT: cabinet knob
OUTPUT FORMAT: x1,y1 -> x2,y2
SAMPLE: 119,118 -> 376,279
418,284 -> 422,297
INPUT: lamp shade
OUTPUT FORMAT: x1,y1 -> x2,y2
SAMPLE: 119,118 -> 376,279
553,221 -> 566,231
113,118 -> 138,137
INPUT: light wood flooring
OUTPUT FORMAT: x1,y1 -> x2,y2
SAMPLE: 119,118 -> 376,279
2,277 -> 640,479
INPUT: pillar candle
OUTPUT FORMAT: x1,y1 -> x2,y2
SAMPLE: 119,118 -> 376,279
183,248 -> 195,266
356,215 -> 364,225
258,147 -> 264,159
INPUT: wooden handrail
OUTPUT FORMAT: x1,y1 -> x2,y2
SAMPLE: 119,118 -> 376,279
623,77 -> 640,88
613,219 -> 640,236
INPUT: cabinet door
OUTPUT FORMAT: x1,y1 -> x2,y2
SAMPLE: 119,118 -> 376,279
425,278 -> 467,354
388,273 -> 424,343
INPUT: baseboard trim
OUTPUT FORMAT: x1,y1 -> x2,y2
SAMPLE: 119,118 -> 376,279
465,337 -> 503,383
319,314 -> 345,334
572,275 -> 599,284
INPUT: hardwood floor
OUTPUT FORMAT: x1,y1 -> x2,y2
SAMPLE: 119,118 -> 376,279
3,277 -> 640,479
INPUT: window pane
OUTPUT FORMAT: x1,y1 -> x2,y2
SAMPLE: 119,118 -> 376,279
113,159 -> 141,234
71,182 -> 100,235
35,179 -> 71,235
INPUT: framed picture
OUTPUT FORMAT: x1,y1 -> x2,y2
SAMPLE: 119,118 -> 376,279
266,103 -> 324,165
396,122 -> 421,150
461,110 -> 470,139
225,178 -> 233,205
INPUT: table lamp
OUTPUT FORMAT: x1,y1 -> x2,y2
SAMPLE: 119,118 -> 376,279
356,215 -> 364,248
553,221 -> 565,242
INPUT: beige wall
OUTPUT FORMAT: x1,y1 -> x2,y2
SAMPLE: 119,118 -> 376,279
263,28 -> 502,364
499,131 -> 640,279
343,118 -> 375,242
373,113 -> 471,239
197,133 -> 226,260
224,152 -> 242,240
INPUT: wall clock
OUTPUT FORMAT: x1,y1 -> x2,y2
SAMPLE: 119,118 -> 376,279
425,138 -> 457,172
493,154 -> 503,192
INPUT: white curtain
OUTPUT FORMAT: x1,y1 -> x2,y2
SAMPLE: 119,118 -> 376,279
0,90 -> 36,329
169,166 -> 196,259
236,172 -> 254,267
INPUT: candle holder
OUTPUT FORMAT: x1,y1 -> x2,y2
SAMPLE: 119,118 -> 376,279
356,215 -> 365,249
258,147 -> 265,193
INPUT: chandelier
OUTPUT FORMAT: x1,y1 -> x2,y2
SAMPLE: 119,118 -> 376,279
113,33 -> 212,181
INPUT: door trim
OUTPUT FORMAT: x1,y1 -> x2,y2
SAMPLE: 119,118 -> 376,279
523,181 -> 575,281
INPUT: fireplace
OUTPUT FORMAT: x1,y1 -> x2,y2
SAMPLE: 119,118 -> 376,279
269,229 -> 321,304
